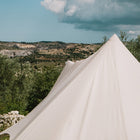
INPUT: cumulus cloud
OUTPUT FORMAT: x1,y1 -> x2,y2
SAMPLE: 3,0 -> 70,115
41,0 -> 140,32
129,31 -> 135,34
41,0 -> 65,13
66,5 -> 77,16
128,29 -> 140,38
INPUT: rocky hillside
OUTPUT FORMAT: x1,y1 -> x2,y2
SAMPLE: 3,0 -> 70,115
0,41 -> 101,64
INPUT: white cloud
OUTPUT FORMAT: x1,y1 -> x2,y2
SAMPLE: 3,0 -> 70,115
77,0 -> 95,4
66,5 -> 77,16
41,0 -> 66,14
129,30 -> 135,34
128,30 -> 140,35
41,0 -> 140,32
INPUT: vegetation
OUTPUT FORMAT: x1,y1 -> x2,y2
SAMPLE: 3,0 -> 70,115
0,134 -> 10,140
27,65 -> 62,112
0,55 -> 62,115
119,31 -> 140,61
127,35 -> 140,61
102,36 -> 108,45
119,31 -> 128,43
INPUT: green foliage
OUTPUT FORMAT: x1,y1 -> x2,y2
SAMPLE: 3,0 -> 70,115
119,31 -> 128,43
0,55 -> 62,115
118,31 -> 140,61
0,134 -> 10,140
0,56 -> 18,113
127,35 -> 140,61
27,65 -> 62,112
0,55 -> 33,114
102,36 -> 108,45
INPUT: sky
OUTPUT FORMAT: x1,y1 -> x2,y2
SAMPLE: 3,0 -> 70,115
0,0 -> 140,43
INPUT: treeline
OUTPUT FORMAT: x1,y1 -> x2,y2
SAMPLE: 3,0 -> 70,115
126,35 -> 140,62
0,56 -> 62,115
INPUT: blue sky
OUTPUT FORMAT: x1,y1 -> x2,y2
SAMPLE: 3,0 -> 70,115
0,0 -> 140,43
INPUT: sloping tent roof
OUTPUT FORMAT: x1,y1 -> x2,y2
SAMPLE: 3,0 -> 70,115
0,34 -> 140,140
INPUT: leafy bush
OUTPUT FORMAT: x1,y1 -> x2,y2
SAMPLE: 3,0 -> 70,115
26,65 -> 62,112
0,134 -> 10,140
0,55 -> 62,115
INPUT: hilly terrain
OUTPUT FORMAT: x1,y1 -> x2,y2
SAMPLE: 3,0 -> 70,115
0,41 -> 101,66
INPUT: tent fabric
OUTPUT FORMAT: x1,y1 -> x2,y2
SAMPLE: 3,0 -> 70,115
0,34 -> 140,140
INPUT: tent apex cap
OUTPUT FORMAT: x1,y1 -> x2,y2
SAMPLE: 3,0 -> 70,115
110,34 -> 120,40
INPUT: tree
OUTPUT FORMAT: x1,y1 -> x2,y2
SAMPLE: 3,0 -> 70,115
119,31 -> 128,43
126,35 -> 140,62
26,65 -> 62,112
0,55 -> 33,114
134,35 -> 140,61
102,36 -> 108,44
0,55 -> 18,114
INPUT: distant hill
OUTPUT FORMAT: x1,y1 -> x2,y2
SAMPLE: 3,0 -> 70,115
0,41 -> 101,64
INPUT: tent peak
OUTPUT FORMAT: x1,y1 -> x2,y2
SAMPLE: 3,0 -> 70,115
102,33 -> 123,50
109,34 -> 120,42
102,33 -> 122,47
112,33 -> 118,37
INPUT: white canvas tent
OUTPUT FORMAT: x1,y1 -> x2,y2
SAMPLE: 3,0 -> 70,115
0,34 -> 140,140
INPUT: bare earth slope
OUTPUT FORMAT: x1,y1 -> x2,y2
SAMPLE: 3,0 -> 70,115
0,41 -> 100,62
